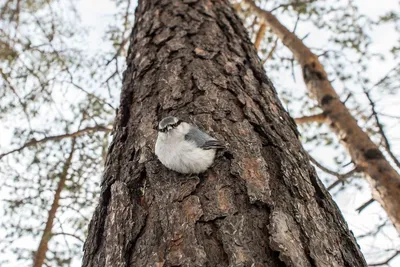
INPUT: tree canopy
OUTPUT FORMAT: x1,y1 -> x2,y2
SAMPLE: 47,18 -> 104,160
0,0 -> 399,266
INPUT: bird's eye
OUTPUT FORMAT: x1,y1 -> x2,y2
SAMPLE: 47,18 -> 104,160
172,120 -> 181,128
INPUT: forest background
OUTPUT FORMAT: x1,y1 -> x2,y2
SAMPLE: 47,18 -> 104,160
0,0 -> 399,266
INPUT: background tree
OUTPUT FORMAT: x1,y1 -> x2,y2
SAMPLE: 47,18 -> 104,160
237,0 -> 400,233
1,0 -> 399,266
0,0 -> 118,265
234,0 -> 400,265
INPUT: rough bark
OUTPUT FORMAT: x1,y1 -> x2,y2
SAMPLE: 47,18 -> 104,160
33,138 -> 76,267
82,1 -> 366,266
244,0 -> 400,233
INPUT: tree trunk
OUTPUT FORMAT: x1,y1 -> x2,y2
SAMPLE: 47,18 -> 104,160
244,0 -> 400,233
34,138 -> 76,267
82,1 -> 366,266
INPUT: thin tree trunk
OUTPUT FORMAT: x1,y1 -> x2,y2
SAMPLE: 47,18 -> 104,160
244,0 -> 400,233
82,1 -> 366,266
254,23 -> 267,50
33,138 -> 76,267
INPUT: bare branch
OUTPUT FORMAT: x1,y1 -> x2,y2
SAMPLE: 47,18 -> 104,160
342,93 -> 352,105
269,0 -> 317,13
357,220 -> 389,239
307,153 -> 359,190
327,168 -> 359,191
0,67 -> 32,130
105,37 -> 129,66
262,37 -> 278,63
0,125 -> 111,159
308,153 -> 344,177
67,79 -> 115,110
368,250 -> 400,266
364,89 -> 400,169
52,232 -> 84,243
370,65 -> 399,91
105,0 -> 132,66
356,198 -> 375,213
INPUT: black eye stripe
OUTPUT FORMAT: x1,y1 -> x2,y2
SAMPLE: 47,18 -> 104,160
171,120 -> 182,128
159,120 -> 181,132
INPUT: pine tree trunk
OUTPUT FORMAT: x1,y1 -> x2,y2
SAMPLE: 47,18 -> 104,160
82,1 -> 367,266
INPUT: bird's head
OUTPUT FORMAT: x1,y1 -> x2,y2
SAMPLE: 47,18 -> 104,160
158,116 -> 183,134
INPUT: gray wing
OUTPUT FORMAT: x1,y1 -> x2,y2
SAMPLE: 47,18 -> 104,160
185,127 -> 224,150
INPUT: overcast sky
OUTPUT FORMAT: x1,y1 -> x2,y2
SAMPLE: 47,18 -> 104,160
1,0 -> 399,266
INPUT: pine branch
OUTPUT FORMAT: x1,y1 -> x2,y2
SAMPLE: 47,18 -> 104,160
295,113 -> 326,124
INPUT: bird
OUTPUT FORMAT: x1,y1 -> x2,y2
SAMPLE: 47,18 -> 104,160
155,116 -> 224,174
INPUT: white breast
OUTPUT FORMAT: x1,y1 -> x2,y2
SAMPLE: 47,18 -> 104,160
155,126 -> 216,174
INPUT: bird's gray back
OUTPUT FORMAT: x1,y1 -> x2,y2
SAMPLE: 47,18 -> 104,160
185,127 -> 224,150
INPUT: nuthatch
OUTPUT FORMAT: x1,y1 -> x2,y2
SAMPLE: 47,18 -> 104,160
155,116 -> 224,174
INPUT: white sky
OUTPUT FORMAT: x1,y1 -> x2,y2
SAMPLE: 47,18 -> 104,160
1,0 -> 399,266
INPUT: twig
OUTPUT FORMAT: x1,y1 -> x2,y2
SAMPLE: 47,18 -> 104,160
105,37 -> 129,66
357,220 -> 389,239
52,232 -> 84,243
364,89 -> 400,169
342,93 -> 352,105
308,153 -> 343,177
290,55 -> 296,82
308,153 -> 359,191
327,168 -> 359,190
368,250 -> 400,266
269,0 -> 317,13
0,67 -> 33,130
263,37 -> 278,63
370,65 -> 399,91
356,198 -> 375,213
